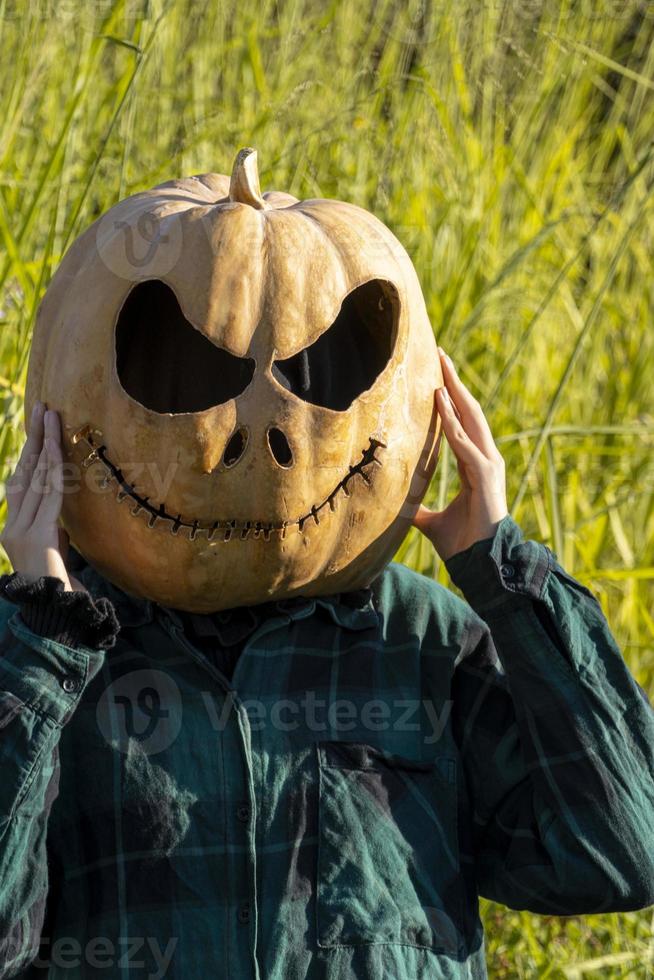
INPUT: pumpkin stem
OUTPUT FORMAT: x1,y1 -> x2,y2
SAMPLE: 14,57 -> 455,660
229,147 -> 268,210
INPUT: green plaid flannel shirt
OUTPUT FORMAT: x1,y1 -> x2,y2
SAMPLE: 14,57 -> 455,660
0,515 -> 653,979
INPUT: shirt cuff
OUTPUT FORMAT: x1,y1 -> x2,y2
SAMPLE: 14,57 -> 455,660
444,514 -> 552,614
0,572 -> 120,651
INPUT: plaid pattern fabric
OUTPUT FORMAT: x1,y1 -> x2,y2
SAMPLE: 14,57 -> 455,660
0,514 -> 652,979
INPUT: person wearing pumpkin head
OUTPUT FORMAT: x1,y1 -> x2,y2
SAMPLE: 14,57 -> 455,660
0,149 -> 653,980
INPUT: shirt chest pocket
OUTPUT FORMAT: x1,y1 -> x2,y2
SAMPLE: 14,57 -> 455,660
316,740 -> 464,954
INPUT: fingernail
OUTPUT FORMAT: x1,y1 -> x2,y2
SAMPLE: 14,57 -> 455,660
440,387 -> 451,404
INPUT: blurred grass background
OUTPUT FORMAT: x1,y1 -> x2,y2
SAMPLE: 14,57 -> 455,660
0,0 -> 653,974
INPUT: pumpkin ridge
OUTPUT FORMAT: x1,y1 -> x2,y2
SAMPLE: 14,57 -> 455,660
71,424 -> 386,541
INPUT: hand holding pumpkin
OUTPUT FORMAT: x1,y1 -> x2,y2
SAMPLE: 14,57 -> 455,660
0,402 -> 87,593
412,348 -> 509,562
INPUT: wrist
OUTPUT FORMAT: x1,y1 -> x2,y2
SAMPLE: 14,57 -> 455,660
451,517 -> 507,559
427,518 -> 508,562
444,514 -> 550,613
13,551 -> 72,592
14,565 -> 72,592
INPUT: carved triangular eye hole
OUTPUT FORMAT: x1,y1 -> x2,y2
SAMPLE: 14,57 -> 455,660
271,278 -> 399,412
116,279 -> 255,413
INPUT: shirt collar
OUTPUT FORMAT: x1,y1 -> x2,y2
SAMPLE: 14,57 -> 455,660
256,588 -> 379,632
314,589 -> 379,631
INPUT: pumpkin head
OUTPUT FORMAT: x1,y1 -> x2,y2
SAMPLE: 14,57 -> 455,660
25,148 -> 442,612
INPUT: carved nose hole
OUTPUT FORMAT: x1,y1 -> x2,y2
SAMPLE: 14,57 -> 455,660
268,427 -> 293,467
223,428 -> 247,467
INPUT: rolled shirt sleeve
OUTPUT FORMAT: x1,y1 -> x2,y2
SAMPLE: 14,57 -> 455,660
445,515 -> 654,914
0,588 -> 111,975
0,573 -> 120,653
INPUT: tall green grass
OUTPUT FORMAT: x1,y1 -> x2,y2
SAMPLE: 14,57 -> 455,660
1,0 -> 653,974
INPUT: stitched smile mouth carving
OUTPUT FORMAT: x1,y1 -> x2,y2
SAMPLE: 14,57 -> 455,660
70,425 -> 386,542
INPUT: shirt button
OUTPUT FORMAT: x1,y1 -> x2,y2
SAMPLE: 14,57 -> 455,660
238,903 -> 250,924
236,803 -> 251,823
500,562 -> 516,580
62,677 -> 81,694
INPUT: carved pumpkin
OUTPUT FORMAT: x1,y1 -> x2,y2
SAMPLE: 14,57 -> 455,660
25,148 -> 442,612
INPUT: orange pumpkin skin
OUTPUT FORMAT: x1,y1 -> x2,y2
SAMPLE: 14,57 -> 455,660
25,149 -> 442,612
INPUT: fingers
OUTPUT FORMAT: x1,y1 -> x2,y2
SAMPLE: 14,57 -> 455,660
11,410 -> 64,531
21,401 -> 46,464
14,443 -> 49,527
1,406 -> 74,588
435,385 -> 488,469
5,401 -> 45,517
34,412 -> 65,528
437,348 -> 502,462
